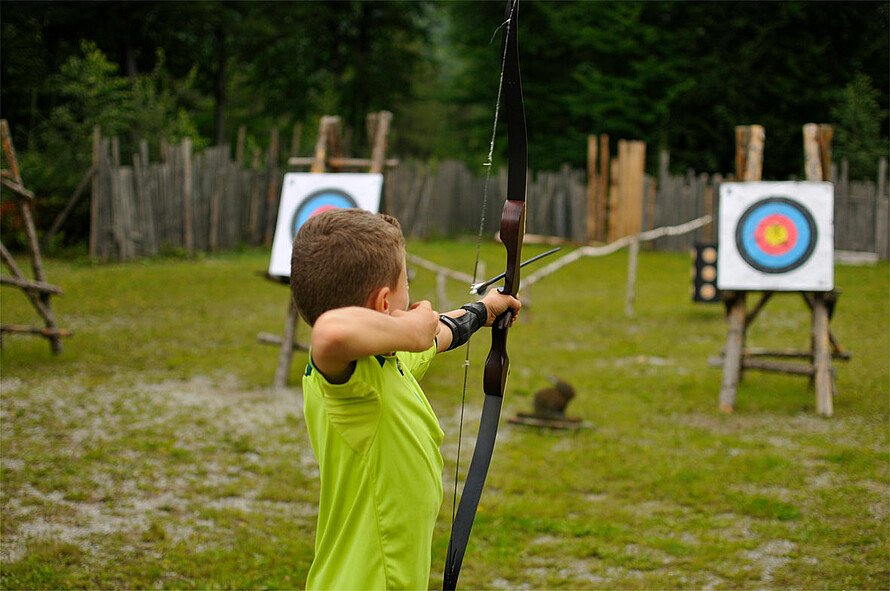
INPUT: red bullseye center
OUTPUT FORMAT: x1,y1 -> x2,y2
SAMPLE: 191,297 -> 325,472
754,214 -> 798,255
308,204 -> 339,218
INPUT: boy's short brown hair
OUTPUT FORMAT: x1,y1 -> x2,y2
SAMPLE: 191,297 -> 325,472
290,208 -> 405,325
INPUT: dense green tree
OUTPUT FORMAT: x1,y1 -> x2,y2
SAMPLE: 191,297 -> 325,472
1,0 -> 887,251
8,43 -> 202,248
440,1 -> 888,177
832,74 -> 887,179
663,1 -> 889,178
229,1 -> 431,153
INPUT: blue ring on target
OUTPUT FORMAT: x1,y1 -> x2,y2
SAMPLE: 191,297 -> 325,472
735,197 -> 817,273
290,189 -> 358,238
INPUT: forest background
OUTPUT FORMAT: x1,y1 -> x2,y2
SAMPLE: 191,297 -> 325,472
1,0 -> 888,250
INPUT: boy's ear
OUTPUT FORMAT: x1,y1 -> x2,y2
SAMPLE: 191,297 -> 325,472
367,286 -> 390,313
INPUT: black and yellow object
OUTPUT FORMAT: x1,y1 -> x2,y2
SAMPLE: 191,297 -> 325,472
692,243 -> 720,303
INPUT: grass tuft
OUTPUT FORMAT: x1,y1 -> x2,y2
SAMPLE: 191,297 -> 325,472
1,245 -> 887,589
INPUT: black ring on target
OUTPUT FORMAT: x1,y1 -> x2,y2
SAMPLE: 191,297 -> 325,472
735,196 -> 818,274
290,188 -> 358,238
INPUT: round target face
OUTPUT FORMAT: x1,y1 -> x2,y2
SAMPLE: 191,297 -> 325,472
290,189 -> 358,238
735,197 -> 817,273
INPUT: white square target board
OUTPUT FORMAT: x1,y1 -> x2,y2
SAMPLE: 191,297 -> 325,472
717,181 -> 833,291
268,173 -> 383,278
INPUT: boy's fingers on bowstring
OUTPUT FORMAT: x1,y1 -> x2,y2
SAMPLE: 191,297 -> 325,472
409,300 -> 433,312
408,300 -> 439,319
408,300 -> 440,333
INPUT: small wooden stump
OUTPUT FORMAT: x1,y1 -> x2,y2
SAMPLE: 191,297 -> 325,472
508,413 -> 586,431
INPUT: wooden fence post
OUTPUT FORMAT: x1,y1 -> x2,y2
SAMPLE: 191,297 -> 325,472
877,158 -> 889,259
598,134 -> 609,242
182,137 -> 194,252
248,147 -> 262,242
818,124 -> 833,181
803,123 -> 823,181
607,157 -> 619,242
587,135 -> 598,243
263,127 -> 280,247
743,125 -> 765,182
89,126 -> 101,257
611,140 -> 646,241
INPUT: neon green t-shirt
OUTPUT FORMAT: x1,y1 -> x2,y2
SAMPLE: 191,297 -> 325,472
302,344 -> 444,590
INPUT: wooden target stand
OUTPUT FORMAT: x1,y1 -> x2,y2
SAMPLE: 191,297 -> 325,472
0,120 -> 72,353
258,111 -> 398,388
716,124 -> 849,417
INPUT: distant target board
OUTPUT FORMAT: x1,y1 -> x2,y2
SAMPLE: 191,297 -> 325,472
718,182 -> 833,291
268,173 -> 383,277
692,243 -> 720,303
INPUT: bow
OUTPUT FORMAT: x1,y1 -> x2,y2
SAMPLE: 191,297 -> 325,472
443,1 -> 527,588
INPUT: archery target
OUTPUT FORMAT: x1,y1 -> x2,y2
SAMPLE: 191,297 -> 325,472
718,182 -> 833,291
290,188 -> 359,238
268,173 -> 383,277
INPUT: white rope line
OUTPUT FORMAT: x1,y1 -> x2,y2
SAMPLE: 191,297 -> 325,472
524,215 -> 712,287
406,253 -> 474,285
407,215 -> 712,292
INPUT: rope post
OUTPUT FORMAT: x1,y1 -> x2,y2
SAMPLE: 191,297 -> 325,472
624,235 -> 640,317
436,272 -> 449,311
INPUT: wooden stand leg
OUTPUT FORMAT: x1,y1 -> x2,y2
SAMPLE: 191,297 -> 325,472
812,293 -> 834,417
273,300 -> 300,389
719,292 -> 747,413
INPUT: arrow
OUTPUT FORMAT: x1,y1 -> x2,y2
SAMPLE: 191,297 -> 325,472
469,247 -> 561,295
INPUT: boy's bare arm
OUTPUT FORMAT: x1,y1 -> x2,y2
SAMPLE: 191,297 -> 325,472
435,290 -> 522,353
311,301 -> 440,384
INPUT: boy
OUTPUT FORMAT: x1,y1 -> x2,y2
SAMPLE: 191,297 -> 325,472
290,208 -> 520,590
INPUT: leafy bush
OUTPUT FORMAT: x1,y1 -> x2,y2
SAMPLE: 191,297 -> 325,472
832,73 -> 888,180
3,42 -> 205,251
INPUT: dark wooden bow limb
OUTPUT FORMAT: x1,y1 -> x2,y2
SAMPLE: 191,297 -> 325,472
443,0 -> 527,588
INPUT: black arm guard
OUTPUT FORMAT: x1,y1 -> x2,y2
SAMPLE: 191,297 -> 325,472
440,302 -> 488,351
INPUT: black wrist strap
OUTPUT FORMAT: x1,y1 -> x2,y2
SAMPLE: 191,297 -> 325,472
460,302 -> 488,326
440,302 -> 488,351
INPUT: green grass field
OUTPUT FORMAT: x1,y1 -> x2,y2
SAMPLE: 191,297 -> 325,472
1,243 -> 887,589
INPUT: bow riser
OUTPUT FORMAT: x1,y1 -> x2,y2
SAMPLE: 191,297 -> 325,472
498,200 -> 526,296
483,198 -> 525,398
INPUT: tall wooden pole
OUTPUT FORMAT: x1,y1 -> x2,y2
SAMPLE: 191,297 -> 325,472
598,134 -> 609,242
743,125 -> 765,182
586,135 -> 598,243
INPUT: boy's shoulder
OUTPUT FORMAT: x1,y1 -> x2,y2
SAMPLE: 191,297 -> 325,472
305,352 -> 385,390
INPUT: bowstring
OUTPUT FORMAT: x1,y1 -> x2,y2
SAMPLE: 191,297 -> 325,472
450,1 -> 516,527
